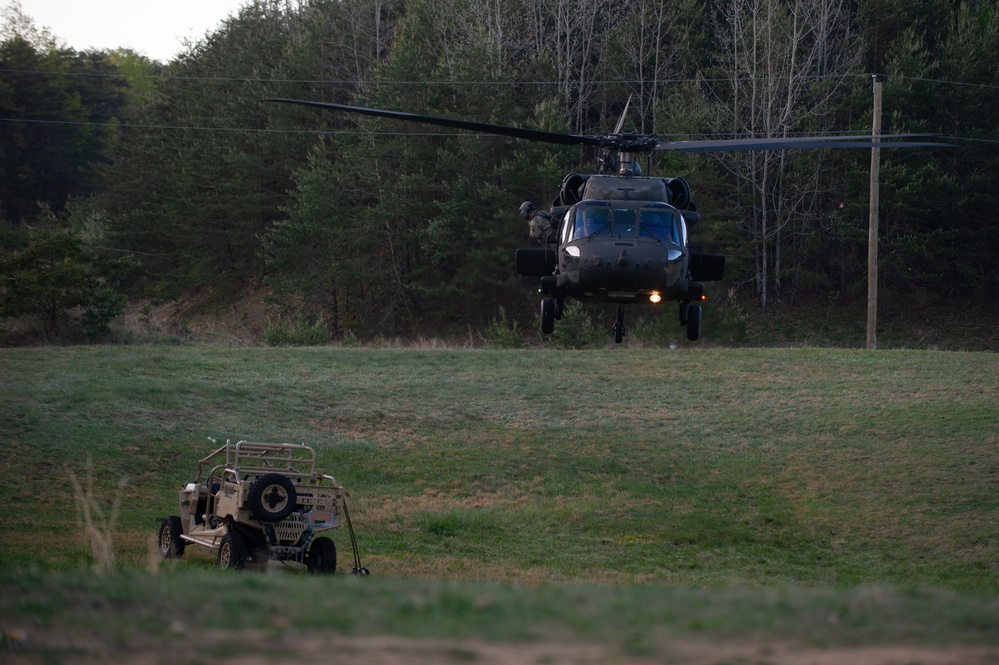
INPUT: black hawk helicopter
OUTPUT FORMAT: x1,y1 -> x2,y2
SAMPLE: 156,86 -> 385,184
267,97 -> 948,343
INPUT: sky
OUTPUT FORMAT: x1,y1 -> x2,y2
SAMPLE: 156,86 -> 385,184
15,0 -> 249,62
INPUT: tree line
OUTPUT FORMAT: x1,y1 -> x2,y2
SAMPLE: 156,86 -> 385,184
2,0 -> 997,343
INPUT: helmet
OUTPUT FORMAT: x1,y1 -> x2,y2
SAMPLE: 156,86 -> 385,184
519,201 -> 536,219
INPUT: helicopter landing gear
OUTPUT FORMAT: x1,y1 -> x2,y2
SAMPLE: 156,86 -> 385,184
541,297 -> 556,334
540,276 -> 564,336
679,301 -> 702,340
613,305 -> 626,344
686,304 -> 702,341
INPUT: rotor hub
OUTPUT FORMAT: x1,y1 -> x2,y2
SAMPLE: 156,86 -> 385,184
597,133 -> 662,153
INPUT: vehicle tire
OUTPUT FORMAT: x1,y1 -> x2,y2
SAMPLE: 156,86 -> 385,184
158,516 -> 185,559
541,297 -> 555,334
218,530 -> 247,570
686,304 -> 702,341
247,473 -> 297,522
306,538 -> 337,575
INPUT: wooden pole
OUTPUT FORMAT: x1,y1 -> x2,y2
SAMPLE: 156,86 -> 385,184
867,74 -> 884,350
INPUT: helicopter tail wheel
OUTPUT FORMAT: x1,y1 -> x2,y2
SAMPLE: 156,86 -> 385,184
613,305 -> 626,344
541,297 -> 556,334
686,304 -> 702,341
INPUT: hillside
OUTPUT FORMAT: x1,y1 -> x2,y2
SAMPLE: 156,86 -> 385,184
1,346 -> 996,662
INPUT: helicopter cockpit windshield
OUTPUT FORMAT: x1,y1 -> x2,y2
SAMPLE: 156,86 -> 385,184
567,201 -> 683,244
638,204 -> 682,244
569,202 -> 612,239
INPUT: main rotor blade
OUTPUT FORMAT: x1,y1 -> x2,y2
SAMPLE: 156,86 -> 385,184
267,98 -> 953,153
612,95 -> 633,135
266,98 -> 600,147
654,134 -> 954,152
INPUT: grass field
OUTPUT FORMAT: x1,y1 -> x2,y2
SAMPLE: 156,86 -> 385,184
1,345 -> 997,662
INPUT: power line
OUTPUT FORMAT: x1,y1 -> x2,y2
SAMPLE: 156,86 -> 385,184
893,75 -> 999,91
0,116 -> 328,134
0,65 -> 808,84
0,116 -> 512,137
6,66 -> 998,90
0,67 -> 561,85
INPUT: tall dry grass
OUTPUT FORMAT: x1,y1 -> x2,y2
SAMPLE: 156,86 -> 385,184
68,456 -> 128,574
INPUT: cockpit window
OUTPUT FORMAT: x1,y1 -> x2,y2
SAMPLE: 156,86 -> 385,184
613,209 -> 636,237
568,201 -> 683,244
639,208 -> 680,243
570,204 -> 612,240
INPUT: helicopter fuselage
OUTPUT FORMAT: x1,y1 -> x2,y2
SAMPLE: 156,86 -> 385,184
519,172 -> 720,342
557,200 -> 691,304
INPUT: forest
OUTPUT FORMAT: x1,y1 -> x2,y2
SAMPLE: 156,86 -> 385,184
2,0 -> 998,346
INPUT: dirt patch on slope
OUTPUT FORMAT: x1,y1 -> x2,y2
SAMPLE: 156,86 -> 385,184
120,289 -> 269,344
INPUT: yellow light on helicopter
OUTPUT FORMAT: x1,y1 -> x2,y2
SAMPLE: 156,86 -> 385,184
649,292 -> 662,304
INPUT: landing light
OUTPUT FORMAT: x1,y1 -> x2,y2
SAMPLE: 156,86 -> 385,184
649,292 -> 662,304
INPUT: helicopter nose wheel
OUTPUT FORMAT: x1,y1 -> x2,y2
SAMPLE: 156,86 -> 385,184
613,305 -> 626,344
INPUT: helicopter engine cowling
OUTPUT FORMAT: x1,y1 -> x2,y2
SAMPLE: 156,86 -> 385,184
664,177 -> 693,210
580,175 -> 668,202
557,173 -> 589,206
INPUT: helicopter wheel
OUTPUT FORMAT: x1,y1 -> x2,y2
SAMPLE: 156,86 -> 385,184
613,305 -> 626,344
541,297 -> 556,335
686,304 -> 702,341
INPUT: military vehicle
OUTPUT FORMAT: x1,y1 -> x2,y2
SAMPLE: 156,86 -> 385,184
157,439 -> 367,575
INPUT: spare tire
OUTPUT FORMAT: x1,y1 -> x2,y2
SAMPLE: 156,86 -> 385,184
247,473 -> 297,522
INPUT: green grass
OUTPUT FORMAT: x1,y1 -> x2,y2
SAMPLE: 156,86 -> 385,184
1,346 -> 997,657
3,571 -> 997,649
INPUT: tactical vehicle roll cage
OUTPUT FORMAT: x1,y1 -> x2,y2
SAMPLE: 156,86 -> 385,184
157,439 -> 367,575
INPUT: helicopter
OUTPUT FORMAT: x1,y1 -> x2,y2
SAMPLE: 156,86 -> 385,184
267,97 -> 949,343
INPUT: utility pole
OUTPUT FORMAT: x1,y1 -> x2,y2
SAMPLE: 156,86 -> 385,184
867,74 -> 885,350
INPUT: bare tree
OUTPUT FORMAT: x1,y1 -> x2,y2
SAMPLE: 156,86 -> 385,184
525,0 -> 614,132
599,0 -> 684,132
309,0 -> 393,94
713,0 -> 860,308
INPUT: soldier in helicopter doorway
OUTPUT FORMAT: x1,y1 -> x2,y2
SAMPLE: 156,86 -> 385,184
519,201 -> 560,244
